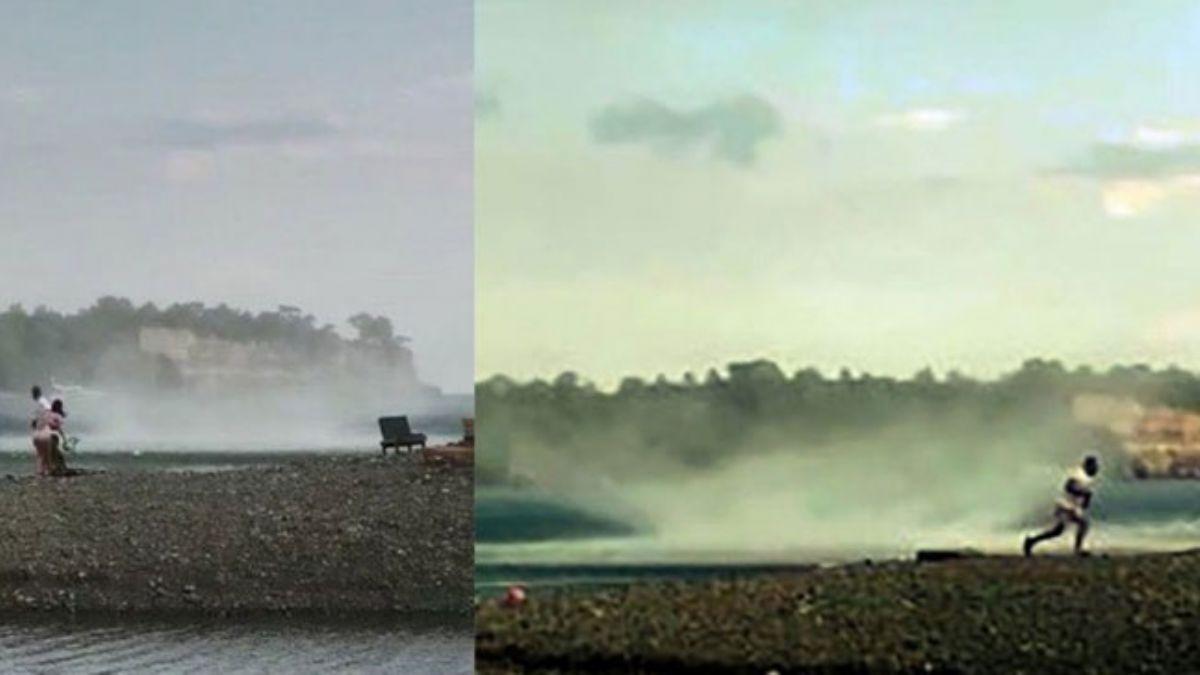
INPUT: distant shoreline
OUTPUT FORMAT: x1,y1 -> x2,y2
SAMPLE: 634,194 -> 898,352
477,549 -> 1200,673
0,455 -> 472,617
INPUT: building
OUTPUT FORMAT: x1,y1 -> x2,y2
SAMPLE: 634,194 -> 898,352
1073,394 -> 1200,479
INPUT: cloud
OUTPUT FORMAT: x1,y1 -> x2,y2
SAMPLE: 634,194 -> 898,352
145,113 -> 426,183
1100,179 -> 1168,218
164,150 -> 217,183
1148,305 -> 1200,344
148,115 -> 340,150
3,86 -> 43,107
1129,124 -> 1192,150
1058,123 -> 1200,217
1062,121 -> 1200,178
590,95 -> 782,166
875,107 -> 965,132
1097,174 -> 1200,218
475,91 -> 501,120
143,111 -> 455,184
1068,142 -> 1200,179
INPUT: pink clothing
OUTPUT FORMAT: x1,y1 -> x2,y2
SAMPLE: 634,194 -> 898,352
33,410 -> 63,433
32,431 -> 53,476
31,411 -> 65,477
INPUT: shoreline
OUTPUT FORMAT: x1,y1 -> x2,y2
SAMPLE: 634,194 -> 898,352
477,548 -> 1200,673
0,605 -> 474,630
0,454 -> 472,617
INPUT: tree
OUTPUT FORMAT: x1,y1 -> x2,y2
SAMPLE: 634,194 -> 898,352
476,357 -> 1200,486
0,298 -> 415,391
348,313 -> 398,345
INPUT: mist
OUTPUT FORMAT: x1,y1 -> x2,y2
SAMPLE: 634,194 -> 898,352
483,414 -> 1084,561
476,359 -> 1200,561
0,299 -> 472,452
35,388 -> 466,453
1,378 -> 470,455
619,426 -> 1072,555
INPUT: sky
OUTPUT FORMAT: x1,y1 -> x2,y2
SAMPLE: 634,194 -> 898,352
0,1 -> 472,393
477,0 -> 1200,388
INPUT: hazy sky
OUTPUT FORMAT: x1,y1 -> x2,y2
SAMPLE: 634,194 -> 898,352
478,0 -> 1200,387
0,1 -> 472,392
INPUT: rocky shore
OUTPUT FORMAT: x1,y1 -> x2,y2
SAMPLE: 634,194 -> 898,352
477,550 -> 1200,673
0,455 -> 471,617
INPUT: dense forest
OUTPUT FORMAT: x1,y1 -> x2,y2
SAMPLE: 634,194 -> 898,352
477,359 -> 1200,484
0,296 -> 410,392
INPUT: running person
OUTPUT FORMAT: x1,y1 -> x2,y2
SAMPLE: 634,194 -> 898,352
1024,455 -> 1099,557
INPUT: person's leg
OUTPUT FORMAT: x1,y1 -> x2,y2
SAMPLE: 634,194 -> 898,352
32,435 -> 49,477
1073,515 -> 1090,555
48,434 -> 65,476
1024,521 -> 1065,556
53,432 -> 69,474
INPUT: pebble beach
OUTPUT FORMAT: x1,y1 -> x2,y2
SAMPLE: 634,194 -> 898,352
477,550 -> 1200,673
0,454 -> 472,617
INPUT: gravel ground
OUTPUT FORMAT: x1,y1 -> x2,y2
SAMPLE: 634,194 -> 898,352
477,550 -> 1200,674
0,455 -> 472,617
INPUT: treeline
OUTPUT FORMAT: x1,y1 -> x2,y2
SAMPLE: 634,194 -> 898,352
0,296 -> 408,391
477,358 -> 1200,483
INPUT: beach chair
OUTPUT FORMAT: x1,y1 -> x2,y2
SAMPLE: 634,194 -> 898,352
378,416 -> 427,455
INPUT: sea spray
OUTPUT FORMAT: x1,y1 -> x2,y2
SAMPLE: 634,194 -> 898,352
479,412 -> 1100,558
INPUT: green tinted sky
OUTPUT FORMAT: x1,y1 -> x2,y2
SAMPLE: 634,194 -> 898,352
478,0 -> 1200,387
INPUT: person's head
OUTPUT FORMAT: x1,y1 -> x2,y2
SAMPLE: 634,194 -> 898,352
31,385 -> 41,401
1083,454 -> 1100,476
50,399 -> 64,416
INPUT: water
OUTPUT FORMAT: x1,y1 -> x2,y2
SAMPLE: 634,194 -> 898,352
0,615 -> 471,673
0,434 -> 460,475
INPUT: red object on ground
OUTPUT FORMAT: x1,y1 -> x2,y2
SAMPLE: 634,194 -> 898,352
502,584 -> 527,608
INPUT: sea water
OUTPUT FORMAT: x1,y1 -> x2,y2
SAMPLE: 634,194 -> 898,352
0,614 -> 471,674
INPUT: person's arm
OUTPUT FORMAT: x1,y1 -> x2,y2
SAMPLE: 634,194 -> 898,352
1065,477 -> 1092,507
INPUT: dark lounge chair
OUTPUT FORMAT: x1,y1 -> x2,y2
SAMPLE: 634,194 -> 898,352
378,416 -> 427,455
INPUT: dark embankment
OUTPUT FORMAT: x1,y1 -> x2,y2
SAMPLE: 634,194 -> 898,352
477,550 -> 1200,673
0,455 -> 471,617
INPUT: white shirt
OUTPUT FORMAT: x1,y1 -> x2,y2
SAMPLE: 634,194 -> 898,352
31,396 -> 51,429
1058,466 -> 1095,512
